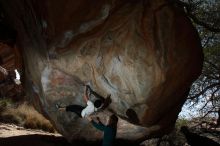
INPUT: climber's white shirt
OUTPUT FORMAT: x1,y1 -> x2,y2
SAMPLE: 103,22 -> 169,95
81,100 -> 97,118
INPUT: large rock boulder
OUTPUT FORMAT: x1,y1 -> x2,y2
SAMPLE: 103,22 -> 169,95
0,0 -> 203,142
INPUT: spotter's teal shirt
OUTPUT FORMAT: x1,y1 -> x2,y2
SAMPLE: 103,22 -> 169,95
92,121 -> 117,146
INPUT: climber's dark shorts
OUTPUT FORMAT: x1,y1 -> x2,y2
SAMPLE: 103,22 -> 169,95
66,105 -> 85,117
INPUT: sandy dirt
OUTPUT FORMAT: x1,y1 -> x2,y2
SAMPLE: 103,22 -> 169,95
0,123 -> 61,138
0,123 -> 72,146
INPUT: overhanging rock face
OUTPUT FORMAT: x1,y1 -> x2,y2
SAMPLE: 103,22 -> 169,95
1,0 -> 203,142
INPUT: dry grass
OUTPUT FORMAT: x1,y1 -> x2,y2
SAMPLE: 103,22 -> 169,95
0,99 -> 55,133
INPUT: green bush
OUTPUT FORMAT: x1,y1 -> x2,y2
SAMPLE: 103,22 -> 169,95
0,98 -> 13,111
175,118 -> 190,130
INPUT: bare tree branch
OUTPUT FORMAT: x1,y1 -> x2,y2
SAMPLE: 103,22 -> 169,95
204,60 -> 219,71
176,0 -> 220,33
202,33 -> 215,48
188,83 -> 220,99
199,88 -> 219,111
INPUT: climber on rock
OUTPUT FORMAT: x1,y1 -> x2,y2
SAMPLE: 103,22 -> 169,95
87,114 -> 118,146
56,85 -> 109,118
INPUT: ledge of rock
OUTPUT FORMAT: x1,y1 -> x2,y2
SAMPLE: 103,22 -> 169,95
0,0 -> 203,142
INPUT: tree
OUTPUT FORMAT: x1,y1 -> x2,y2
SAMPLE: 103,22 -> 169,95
177,0 -> 220,127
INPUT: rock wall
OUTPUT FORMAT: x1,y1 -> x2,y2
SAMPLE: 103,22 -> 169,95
0,0 -> 203,142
